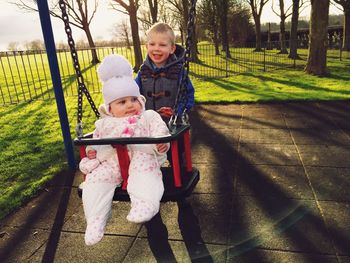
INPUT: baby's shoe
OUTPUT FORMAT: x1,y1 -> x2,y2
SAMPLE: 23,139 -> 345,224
126,199 -> 157,224
84,216 -> 106,246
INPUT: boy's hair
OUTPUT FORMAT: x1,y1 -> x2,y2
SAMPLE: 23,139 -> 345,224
146,22 -> 175,45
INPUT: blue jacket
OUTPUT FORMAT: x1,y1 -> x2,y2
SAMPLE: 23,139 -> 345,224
135,45 -> 194,115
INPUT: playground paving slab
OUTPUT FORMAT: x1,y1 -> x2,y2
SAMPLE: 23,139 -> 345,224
1,101 -> 350,262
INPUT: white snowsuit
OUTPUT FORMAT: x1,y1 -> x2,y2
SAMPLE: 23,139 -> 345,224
79,110 -> 170,245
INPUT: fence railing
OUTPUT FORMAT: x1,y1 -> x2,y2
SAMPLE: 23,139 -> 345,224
1,42 -> 349,106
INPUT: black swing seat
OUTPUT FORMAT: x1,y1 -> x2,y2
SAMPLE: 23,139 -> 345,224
74,124 -> 200,202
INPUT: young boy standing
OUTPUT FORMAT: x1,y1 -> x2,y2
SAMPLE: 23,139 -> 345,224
135,22 -> 195,119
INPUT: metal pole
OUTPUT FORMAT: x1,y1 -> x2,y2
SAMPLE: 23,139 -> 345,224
37,0 -> 76,170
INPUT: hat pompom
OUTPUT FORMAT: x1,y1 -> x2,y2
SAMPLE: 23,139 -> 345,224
97,54 -> 133,82
97,54 -> 142,110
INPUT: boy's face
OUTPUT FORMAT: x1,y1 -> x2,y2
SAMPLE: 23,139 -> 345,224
109,96 -> 142,117
146,32 -> 176,68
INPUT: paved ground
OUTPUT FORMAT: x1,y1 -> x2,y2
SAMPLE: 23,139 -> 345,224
1,101 -> 350,263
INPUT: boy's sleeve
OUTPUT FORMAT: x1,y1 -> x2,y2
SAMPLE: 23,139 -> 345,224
177,70 -> 195,114
185,75 -> 195,111
135,71 -> 143,94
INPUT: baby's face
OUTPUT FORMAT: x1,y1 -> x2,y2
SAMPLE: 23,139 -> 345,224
109,96 -> 142,117
146,32 -> 176,68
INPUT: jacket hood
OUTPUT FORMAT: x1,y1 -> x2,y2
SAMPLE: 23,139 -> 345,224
144,44 -> 185,70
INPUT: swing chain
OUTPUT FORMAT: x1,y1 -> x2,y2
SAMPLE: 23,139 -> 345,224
58,0 -> 100,137
170,0 -> 196,129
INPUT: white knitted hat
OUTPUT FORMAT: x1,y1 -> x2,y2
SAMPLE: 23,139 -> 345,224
97,54 -> 140,107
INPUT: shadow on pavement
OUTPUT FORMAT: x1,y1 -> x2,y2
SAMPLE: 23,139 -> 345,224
144,200 -> 214,263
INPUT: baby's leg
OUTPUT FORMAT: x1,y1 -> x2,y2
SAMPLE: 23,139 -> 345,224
127,152 -> 164,223
82,162 -> 120,245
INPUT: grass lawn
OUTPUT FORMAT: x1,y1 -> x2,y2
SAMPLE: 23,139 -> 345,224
193,59 -> 350,102
0,55 -> 350,220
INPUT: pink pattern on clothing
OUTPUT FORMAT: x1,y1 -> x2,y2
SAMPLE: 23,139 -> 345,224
121,127 -> 134,137
80,110 -> 170,243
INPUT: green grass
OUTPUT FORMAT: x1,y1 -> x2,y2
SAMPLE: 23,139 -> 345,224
193,59 -> 350,102
0,46 -> 350,220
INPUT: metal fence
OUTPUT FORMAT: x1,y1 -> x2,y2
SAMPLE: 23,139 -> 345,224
1,42 -> 349,106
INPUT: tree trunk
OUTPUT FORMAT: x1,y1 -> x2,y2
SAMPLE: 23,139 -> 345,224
267,23 -> 272,50
210,0 -> 220,54
190,8 -> 199,62
289,0 -> 300,59
148,0 -> 158,24
278,0 -> 288,54
220,0 -> 231,58
343,7 -> 350,51
278,3 -> 287,53
129,3 -> 143,71
182,0 -> 189,43
84,26 -> 100,64
304,0 -> 330,76
254,15 -> 262,51
213,23 -> 220,55
279,19 -> 288,53
76,0 -> 99,64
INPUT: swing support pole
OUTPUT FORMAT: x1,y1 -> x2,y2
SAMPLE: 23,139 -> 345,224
37,0 -> 76,170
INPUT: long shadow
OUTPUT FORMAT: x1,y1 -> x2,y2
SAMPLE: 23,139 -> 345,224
211,74 -> 350,98
145,200 -> 214,263
14,63 -> 97,103
144,213 -> 177,263
177,201 -> 214,263
0,170 -> 74,262
199,102 -> 350,150
0,99 -> 73,221
144,202 -> 214,263
190,106 -> 264,261
244,72 -> 350,95
41,170 -> 75,262
190,103 -> 348,261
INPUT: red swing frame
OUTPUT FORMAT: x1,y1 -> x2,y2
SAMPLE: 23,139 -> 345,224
76,125 -> 199,201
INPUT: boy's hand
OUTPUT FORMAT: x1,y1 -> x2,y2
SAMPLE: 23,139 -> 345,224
156,143 -> 168,153
157,107 -> 173,118
87,150 -> 97,159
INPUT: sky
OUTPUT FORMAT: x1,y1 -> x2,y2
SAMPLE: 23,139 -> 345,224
0,1 -> 127,50
0,0 -> 343,51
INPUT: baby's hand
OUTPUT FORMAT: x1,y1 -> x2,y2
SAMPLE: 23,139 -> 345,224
87,150 -> 97,159
156,143 -> 168,153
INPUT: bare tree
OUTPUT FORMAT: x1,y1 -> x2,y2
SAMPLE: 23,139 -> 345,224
13,0 -> 100,64
168,0 -> 188,44
245,0 -> 270,51
148,0 -> 159,23
217,0 -> 231,58
138,0 -> 167,32
113,20 -> 132,49
111,0 -> 143,71
197,0 -> 220,54
7,42 -> 20,51
272,0 -> 293,54
27,40 -> 45,50
333,0 -> 350,50
168,0 -> 199,62
289,0 -> 301,58
229,3 -> 254,46
305,0 -> 330,76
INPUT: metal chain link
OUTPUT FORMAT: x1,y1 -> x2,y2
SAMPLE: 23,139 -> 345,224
59,0 -> 100,137
170,0 -> 196,129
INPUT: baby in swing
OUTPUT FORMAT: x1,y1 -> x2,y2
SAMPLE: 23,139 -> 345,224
79,54 -> 170,246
